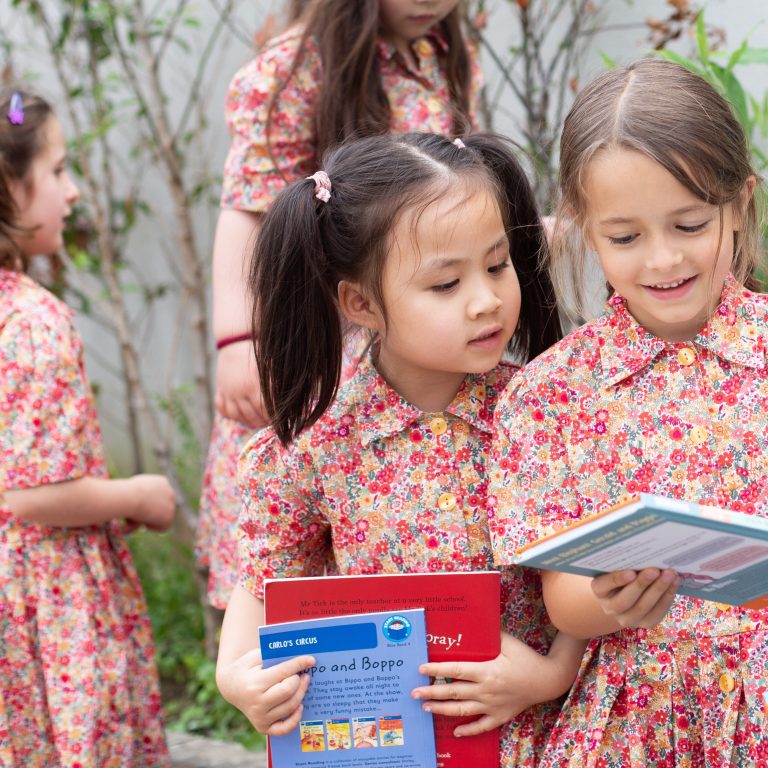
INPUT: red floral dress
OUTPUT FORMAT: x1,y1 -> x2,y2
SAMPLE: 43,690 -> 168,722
196,25 -> 483,609
238,353 -> 560,767
491,276 -> 768,767
0,270 -> 168,767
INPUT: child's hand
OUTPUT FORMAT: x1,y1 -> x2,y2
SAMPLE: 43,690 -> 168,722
125,474 -> 176,532
216,648 -> 316,735
591,567 -> 679,629
215,341 -> 269,429
411,632 -> 573,737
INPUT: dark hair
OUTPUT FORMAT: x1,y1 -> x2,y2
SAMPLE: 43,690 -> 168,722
251,131 -> 562,444
267,0 -> 472,166
0,88 -> 54,270
552,57 -> 764,317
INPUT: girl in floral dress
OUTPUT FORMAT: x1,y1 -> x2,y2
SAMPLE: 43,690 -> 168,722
197,0 -> 485,610
490,58 -> 767,766
216,131 -> 588,767
0,88 -> 175,767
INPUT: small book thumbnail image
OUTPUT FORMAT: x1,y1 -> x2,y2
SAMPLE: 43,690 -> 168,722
352,716 -> 379,748
378,715 -> 405,747
326,718 -> 352,750
299,721 -> 325,752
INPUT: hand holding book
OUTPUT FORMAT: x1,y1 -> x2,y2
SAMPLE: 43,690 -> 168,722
216,645 -> 315,735
590,567 -> 680,630
411,630 -> 586,737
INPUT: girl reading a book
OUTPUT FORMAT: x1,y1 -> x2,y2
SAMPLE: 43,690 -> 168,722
216,131 -> 587,767
489,58 -> 766,765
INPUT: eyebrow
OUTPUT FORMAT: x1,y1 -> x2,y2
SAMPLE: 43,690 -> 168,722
421,236 -> 509,272
599,204 -> 712,226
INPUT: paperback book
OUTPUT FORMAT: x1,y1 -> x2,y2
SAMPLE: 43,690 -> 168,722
514,493 -> 768,608
264,571 -> 501,768
259,608 -> 436,768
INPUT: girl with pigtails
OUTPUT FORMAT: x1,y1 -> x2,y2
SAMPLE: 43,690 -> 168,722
216,131 -> 586,767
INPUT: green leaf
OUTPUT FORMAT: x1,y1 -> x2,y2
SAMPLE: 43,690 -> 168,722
709,62 -> 750,131
655,49 -> 705,78
695,12 -> 709,65
736,47 -> 768,65
727,38 -> 749,71
598,50 -> 616,69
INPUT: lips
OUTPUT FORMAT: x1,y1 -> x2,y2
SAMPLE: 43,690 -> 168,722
645,277 -> 693,290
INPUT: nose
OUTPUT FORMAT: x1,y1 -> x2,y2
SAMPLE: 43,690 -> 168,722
64,171 -> 80,205
644,238 -> 683,272
467,277 -> 503,318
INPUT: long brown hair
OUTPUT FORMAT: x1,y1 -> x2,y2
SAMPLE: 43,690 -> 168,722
251,132 -> 562,445
0,88 -> 53,271
267,0 -> 472,167
551,57 -> 764,319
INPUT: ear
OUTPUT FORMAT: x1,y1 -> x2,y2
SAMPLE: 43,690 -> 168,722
338,280 -> 384,332
734,175 -> 757,230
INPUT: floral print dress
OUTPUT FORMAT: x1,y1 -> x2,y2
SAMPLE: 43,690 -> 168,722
196,25 -> 483,609
490,276 -> 768,767
238,352 -> 561,767
0,270 -> 168,767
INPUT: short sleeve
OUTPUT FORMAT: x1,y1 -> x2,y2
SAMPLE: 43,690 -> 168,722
489,380 -> 582,564
220,34 -> 321,212
0,306 -> 103,489
237,430 -> 331,598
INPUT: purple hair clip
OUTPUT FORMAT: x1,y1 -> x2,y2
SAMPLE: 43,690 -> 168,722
7,92 -> 24,125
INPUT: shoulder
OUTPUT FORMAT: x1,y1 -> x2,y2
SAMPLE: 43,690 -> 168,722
500,321 -> 604,407
226,28 -> 320,104
0,271 -> 79,356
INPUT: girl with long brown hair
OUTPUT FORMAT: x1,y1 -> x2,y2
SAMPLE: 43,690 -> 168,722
198,0 -> 484,611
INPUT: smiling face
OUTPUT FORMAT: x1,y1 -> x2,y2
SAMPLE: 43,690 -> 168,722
367,180 -> 521,410
378,0 -> 459,51
583,147 -> 748,342
11,116 -> 79,258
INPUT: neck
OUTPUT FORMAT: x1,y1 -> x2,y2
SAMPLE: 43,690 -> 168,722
374,351 -> 466,413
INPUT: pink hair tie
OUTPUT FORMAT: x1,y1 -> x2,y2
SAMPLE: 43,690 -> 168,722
453,138 -> 466,149
307,170 -> 332,202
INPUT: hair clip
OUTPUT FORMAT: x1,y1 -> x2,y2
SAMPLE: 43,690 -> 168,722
7,92 -> 24,125
307,170 -> 331,202
453,137 -> 466,149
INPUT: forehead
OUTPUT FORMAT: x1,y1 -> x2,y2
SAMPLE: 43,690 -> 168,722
583,147 -> 705,220
392,178 -> 502,246
34,116 -> 66,165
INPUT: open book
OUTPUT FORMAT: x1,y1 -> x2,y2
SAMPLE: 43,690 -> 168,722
514,493 -> 768,609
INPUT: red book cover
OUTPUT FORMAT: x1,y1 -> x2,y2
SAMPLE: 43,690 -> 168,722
264,571 -> 501,768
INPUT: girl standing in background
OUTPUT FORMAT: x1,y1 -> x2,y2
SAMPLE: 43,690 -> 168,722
0,88 -> 175,767
197,0 -> 484,609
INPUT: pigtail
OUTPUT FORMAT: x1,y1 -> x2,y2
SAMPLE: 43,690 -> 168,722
464,133 -> 562,361
251,179 -> 343,445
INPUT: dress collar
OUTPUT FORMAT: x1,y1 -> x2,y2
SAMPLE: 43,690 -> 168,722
349,350 -> 496,446
376,26 -> 449,65
598,274 -> 768,386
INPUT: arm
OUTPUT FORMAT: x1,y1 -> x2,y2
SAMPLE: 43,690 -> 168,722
4,474 -> 175,530
212,209 -> 268,429
412,629 -> 587,736
216,585 -> 316,735
542,569 -> 679,639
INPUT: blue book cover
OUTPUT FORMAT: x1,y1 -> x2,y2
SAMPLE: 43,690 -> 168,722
259,608 -> 437,768
515,493 -> 768,608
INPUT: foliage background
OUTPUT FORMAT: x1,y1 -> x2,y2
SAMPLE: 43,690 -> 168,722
0,0 -> 766,750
